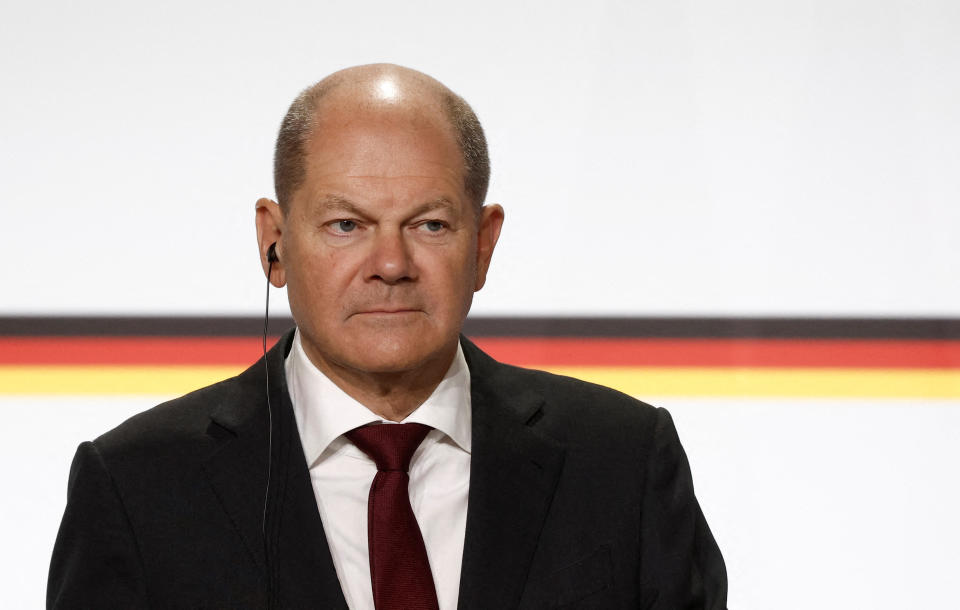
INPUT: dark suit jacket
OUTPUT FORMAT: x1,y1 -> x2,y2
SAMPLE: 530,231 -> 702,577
48,331 -> 727,609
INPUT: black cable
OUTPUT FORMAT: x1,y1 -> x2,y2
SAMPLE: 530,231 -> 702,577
262,259 -> 274,536
262,257 -> 275,608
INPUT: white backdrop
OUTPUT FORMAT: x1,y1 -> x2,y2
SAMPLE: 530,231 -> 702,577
2,1 -> 959,608
1,0 -> 957,316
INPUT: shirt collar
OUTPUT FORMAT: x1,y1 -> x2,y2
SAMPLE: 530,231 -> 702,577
285,329 -> 472,468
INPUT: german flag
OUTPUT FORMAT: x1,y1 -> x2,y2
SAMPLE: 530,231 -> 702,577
1,317 -> 958,398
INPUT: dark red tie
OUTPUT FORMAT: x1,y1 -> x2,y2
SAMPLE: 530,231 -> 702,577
346,423 -> 440,610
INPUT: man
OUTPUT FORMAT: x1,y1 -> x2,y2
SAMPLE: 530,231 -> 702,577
48,64 -> 727,608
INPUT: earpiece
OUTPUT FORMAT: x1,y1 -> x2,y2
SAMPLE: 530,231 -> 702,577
267,242 -> 279,263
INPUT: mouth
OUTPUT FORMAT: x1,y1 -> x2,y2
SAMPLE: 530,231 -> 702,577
353,308 -> 423,316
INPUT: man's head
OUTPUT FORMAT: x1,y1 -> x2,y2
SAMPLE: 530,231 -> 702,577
255,64 -> 503,388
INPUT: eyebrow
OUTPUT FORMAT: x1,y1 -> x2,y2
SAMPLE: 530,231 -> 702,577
312,194 -> 368,216
311,194 -> 461,220
409,196 -> 459,218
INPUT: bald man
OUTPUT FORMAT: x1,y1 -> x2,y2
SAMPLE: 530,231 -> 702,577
48,65 -> 727,609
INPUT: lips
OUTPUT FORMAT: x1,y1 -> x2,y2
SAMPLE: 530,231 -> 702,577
352,308 -> 424,317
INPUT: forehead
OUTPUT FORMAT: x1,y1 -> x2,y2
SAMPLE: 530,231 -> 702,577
304,91 -> 463,180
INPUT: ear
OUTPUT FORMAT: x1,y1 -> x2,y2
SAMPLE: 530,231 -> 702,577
255,198 -> 287,288
473,204 -> 504,291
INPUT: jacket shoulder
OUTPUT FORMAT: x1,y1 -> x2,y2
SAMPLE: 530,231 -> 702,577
509,363 -> 661,428
91,372 -> 253,463
462,336 -> 664,444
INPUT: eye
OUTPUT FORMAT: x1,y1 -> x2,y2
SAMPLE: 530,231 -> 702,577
421,220 -> 447,233
324,218 -> 362,237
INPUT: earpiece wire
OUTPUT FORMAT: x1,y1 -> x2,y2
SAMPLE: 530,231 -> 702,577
261,258 -> 274,536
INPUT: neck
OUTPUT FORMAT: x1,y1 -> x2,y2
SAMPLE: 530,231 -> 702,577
301,342 -> 457,422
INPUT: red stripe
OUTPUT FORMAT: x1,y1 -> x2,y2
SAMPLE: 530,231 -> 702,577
0,337 -> 272,365
2,337 -> 959,368
471,338 -> 960,368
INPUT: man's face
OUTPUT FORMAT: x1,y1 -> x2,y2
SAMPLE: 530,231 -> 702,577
265,94 -> 501,379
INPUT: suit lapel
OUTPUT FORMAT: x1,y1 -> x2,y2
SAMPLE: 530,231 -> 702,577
268,366 -> 349,609
458,338 -> 566,609
202,413 -> 269,574
202,331 -> 347,608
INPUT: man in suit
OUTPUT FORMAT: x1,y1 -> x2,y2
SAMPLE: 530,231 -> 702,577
48,64 -> 727,608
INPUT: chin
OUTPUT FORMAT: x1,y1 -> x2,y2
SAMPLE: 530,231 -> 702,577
344,331 -> 454,375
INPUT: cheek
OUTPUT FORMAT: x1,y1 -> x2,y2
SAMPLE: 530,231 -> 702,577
432,250 -> 478,306
284,249 -> 353,307
287,228 -> 354,278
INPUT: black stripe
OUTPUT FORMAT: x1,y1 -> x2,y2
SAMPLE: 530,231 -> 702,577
0,316 -> 295,337
1,316 -> 958,339
466,317 -> 960,339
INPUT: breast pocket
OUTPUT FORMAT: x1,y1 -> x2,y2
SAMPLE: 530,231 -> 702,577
522,545 -> 613,609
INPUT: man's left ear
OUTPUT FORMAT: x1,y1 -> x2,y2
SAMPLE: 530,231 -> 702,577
474,204 -> 504,291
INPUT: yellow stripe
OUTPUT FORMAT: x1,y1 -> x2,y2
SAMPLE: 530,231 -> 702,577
544,367 -> 960,398
0,365 -> 958,398
0,366 -> 244,395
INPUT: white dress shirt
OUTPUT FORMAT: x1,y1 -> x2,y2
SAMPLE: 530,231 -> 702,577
285,330 -> 471,610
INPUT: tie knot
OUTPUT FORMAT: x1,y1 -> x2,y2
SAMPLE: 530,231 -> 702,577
346,423 -> 432,472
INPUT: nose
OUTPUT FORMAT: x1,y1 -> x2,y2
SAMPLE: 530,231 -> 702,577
365,228 -> 416,284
